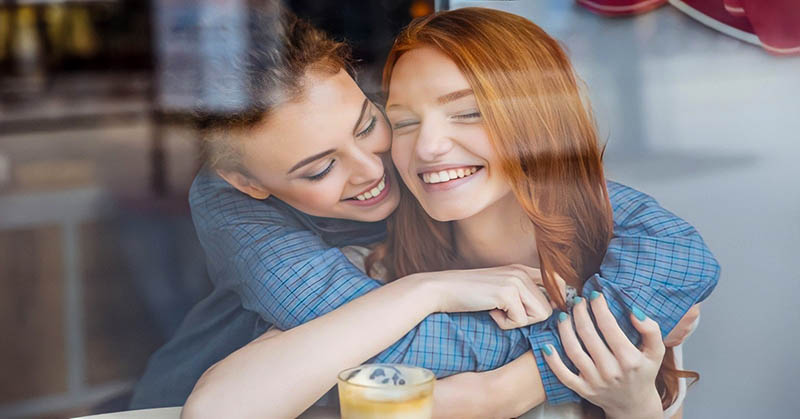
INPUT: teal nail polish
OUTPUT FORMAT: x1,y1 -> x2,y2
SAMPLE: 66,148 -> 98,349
573,296 -> 583,306
558,311 -> 568,323
542,344 -> 553,356
632,306 -> 647,322
589,291 -> 601,301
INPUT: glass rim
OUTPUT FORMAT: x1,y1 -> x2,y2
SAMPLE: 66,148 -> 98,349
337,364 -> 435,390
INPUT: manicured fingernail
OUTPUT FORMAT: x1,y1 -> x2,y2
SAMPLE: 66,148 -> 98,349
558,311 -> 568,323
573,296 -> 583,306
542,344 -> 553,356
632,305 -> 647,322
589,291 -> 601,301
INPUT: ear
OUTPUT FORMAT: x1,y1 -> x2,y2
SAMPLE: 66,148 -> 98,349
217,169 -> 271,200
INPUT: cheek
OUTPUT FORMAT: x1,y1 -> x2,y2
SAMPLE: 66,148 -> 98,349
391,137 -> 413,170
374,122 -> 392,152
465,129 -> 497,161
279,181 -> 346,217
391,142 -> 417,186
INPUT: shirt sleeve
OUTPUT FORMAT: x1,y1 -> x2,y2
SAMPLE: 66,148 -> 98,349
528,181 -> 722,404
192,171 -> 720,402
190,170 -> 531,377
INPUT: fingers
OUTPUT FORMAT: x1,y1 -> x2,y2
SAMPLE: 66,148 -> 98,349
509,264 -> 544,286
572,296 -> 619,378
630,306 -> 666,361
507,265 -> 551,321
493,287 -> 528,329
552,272 -> 568,304
587,292 -> 639,360
515,279 -> 552,322
489,308 -> 529,330
489,308 -> 513,329
505,296 -> 528,327
540,344 -> 591,396
556,311 -> 602,385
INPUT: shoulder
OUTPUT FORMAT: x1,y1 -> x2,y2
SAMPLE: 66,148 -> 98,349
605,180 -> 660,223
606,180 -> 657,208
189,167 -> 301,230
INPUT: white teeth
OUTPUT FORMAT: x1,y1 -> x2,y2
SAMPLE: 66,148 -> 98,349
352,175 -> 386,201
421,166 -> 480,184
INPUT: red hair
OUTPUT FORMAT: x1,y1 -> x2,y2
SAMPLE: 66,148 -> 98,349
372,7 -> 695,414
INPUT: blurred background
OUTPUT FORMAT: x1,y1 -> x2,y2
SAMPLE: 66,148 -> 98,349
0,0 -> 797,418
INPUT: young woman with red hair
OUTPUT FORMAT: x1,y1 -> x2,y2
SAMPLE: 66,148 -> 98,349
181,7 -> 717,419
379,7 -> 701,417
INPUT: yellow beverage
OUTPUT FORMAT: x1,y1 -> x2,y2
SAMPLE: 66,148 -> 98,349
338,364 -> 434,419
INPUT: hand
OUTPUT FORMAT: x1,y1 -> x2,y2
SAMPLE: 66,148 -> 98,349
664,303 -> 700,347
423,264 -> 552,329
541,293 -> 664,419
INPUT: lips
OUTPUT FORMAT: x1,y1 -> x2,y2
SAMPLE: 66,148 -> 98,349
419,166 -> 482,184
345,173 -> 391,207
417,165 -> 484,192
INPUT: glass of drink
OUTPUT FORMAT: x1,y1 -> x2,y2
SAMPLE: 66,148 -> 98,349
337,364 -> 435,419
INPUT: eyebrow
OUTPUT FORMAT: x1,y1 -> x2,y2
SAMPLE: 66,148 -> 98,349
287,149 -> 336,174
286,98 -> 369,175
352,98 -> 370,135
387,88 -> 475,110
437,89 -> 474,105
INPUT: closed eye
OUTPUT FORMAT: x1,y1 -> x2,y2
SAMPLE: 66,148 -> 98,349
306,160 -> 335,181
452,111 -> 481,120
356,116 -> 377,138
392,120 -> 419,130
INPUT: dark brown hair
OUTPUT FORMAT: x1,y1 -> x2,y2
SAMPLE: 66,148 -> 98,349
197,1 -> 351,173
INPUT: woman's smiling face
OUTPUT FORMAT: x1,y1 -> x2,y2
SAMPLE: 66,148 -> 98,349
221,69 -> 400,222
386,46 -> 513,222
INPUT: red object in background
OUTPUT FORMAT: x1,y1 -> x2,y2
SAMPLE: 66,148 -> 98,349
723,0 -> 746,17
578,0 -> 800,56
741,0 -> 800,55
575,0 -> 668,16
670,0 -> 756,39
673,0 -> 800,55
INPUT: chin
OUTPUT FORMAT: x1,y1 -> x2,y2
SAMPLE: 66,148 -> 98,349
424,204 -> 477,223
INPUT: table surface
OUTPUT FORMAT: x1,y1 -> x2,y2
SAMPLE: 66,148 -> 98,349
72,403 -> 585,418
73,405 -> 341,419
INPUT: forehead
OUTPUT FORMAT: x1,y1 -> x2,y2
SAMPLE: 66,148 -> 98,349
388,47 -> 471,103
244,70 -> 365,170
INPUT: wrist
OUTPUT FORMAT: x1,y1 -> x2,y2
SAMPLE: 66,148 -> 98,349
605,389 -> 662,419
401,273 -> 442,315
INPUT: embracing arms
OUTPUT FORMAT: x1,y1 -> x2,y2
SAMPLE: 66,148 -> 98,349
433,294 -> 667,419
182,266 -> 552,419
524,181 -> 720,403
190,172 -> 719,405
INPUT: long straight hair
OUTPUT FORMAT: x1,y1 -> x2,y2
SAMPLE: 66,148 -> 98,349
372,7 -> 693,414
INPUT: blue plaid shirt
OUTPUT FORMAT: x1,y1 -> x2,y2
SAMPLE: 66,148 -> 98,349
189,169 -> 720,404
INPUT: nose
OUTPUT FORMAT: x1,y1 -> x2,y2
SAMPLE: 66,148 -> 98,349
415,120 -> 453,162
349,146 -> 385,186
